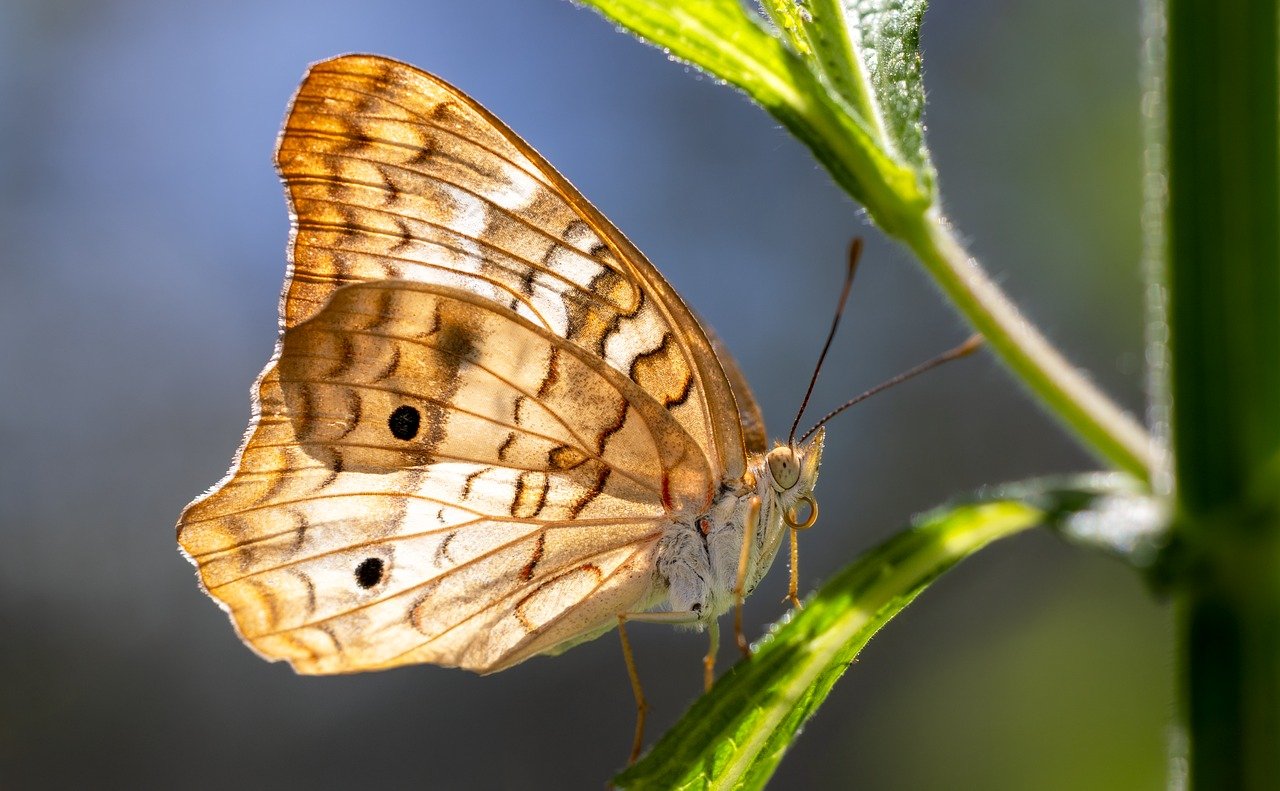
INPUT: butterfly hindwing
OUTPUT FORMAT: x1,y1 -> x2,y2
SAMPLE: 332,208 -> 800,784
179,282 -> 714,672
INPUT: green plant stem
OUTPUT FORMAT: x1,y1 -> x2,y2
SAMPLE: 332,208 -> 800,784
575,0 -> 1157,482
902,209 -> 1158,481
1164,0 -> 1280,787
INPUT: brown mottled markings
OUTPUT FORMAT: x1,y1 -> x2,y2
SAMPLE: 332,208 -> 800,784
251,452 -> 292,507
407,134 -> 438,167
329,251 -> 353,278
335,206 -> 363,241
288,568 -> 318,617
390,218 -> 414,253
435,530 -> 458,567
665,372 -> 695,409
314,463 -> 341,492
426,302 -> 443,337
399,465 -> 427,494
460,467 -> 490,500
430,101 -> 459,123
371,346 -> 402,383
294,384 -> 317,439
569,466 -> 611,518
533,475 -> 549,517
628,332 -> 670,380
587,269 -> 641,357
511,471 -> 550,519
286,508 -> 310,554
537,346 -> 561,399
341,124 -> 376,153
366,287 -> 395,331
514,562 -> 606,631
375,165 -> 401,206
435,316 -> 479,363
244,577 -> 282,630
628,330 -> 695,409
497,431 -> 516,461
178,56 -> 748,673
224,515 -> 257,572
512,394 -> 526,424
336,389 -> 362,438
564,219 -> 591,242
380,498 -> 409,538
326,334 -> 357,379
595,400 -> 628,456
312,623 -> 343,658
519,531 -> 546,582
548,445 -> 588,471
511,473 -> 524,516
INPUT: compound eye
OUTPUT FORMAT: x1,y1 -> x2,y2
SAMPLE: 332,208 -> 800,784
766,446 -> 800,490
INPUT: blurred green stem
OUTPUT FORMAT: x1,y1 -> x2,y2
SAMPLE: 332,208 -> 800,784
902,210 -> 1157,481
1164,0 -> 1280,787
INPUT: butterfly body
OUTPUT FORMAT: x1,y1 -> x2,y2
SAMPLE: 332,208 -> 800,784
656,434 -> 823,627
178,54 -> 823,676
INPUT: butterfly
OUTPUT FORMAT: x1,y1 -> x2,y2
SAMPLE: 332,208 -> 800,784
177,55 -> 824,689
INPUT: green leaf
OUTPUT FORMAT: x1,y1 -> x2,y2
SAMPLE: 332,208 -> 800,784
760,0 -> 931,182
575,0 -> 931,234
614,475 -> 1137,790
574,0 -> 1156,483
760,0 -> 875,122
843,0 -> 931,177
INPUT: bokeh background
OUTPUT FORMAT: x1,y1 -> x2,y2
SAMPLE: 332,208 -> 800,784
0,1 -> 1170,788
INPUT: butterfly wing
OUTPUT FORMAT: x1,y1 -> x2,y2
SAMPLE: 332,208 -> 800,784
275,53 -> 749,480
179,54 -> 757,674
180,283 -> 713,673
702,321 -> 768,455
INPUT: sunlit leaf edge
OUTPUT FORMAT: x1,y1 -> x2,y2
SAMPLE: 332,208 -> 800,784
615,473 -> 1141,790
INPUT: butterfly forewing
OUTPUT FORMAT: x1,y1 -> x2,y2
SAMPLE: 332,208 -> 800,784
276,54 -> 746,479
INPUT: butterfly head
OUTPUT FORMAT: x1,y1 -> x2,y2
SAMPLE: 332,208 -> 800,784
763,428 -> 824,511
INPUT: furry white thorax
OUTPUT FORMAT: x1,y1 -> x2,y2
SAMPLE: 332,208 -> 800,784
654,428 -> 825,625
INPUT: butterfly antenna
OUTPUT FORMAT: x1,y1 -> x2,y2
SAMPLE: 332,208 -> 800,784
798,334 -> 985,445
788,238 -> 863,446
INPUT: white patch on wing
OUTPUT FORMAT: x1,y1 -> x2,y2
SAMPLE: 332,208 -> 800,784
485,162 -> 540,211
605,303 -> 666,372
544,245 -> 605,290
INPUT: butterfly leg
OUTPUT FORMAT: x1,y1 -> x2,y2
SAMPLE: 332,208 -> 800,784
734,497 -> 762,658
616,615 -> 647,765
703,619 -> 719,692
616,610 -> 704,763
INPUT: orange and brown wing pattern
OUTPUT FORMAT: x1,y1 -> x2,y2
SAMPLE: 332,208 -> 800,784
179,283 -> 711,673
275,54 -> 748,481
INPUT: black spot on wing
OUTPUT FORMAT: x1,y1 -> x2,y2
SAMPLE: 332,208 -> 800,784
389,405 -> 421,440
355,557 -> 384,589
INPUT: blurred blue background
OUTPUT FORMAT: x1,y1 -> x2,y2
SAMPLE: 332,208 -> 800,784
0,1 -> 1170,788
